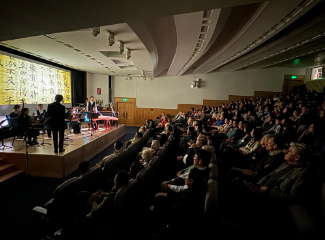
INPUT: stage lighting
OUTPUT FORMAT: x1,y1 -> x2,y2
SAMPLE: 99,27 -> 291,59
126,48 -> 131,59
108,32 -> 115,46
125,74 -> 130,80
119,41 -> 124,54
191,78 -> 200,88
143,75 -> 146,81
92,27 -> 100,37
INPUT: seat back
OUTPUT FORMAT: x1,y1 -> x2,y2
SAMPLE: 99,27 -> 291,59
53,177 -> 83,204
103,156 -> 121,180
81,166 -> 103,192
114,180 -> 142,214
209,163 -> 218,181
204,179 -> 218,219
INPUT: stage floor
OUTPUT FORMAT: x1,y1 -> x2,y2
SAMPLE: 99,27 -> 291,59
0,124 -> 126,178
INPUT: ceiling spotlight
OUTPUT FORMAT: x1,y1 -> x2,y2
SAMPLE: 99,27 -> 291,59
126,48 -> 131,59
108,31 -> 115,46
119,41 -> 124,54
143,75 -> 146,81
125,74 -> 130,80
92,27 -> 100,37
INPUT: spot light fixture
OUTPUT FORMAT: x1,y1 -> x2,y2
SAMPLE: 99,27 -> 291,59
191,77 -> 200,88
108,31 -> 115,46
126,48 -> 131,59
119,41 -> 124,54
92,27 -> 100,37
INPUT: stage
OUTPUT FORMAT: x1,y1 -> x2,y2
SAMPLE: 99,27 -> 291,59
0,124 -> 126,178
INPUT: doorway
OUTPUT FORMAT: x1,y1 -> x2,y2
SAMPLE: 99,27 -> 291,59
282,75 -> 305,94
115,97 -> 136,126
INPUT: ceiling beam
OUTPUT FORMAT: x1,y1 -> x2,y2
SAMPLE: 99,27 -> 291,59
0,0 -> 265,41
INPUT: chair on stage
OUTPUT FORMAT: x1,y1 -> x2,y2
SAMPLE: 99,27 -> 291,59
7,116 -> 27,146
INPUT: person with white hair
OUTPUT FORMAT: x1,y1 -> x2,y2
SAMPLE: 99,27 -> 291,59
140,149 -> 154,167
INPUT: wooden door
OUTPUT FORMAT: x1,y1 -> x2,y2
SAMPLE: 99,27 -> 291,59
125,103 -> 135,126
117,103 -> 127,124
283,80 -> 303,93
117,102 -> 135,126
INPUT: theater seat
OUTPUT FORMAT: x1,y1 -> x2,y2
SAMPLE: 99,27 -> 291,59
81,166 -> 102,192
45,177 -> 82,218
209,163 -> 218,181
103,156 -> 121,180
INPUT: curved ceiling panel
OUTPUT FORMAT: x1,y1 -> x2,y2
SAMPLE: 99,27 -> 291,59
167,9 -> 221,76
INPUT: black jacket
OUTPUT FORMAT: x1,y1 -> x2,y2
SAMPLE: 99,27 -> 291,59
46,102 -> 66,130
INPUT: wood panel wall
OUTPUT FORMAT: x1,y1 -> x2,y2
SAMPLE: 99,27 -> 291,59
117,91 -> 282,126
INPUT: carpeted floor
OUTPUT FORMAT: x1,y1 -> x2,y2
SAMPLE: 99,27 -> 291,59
0,126 -> 139,240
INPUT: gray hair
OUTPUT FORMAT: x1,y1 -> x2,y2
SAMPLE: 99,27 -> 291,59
151,140 -> 161,151
290,142 -> 312,162
142,149 -> 153,163
264,134 -> 275,143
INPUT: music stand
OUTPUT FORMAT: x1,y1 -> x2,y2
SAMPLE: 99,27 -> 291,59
64,119 -> 73,143
35,117 -> 52,147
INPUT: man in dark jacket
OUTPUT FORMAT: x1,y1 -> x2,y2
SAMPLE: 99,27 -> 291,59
46,95 -> 66,153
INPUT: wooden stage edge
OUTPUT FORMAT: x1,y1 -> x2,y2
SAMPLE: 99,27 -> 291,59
0,125 -> 126,178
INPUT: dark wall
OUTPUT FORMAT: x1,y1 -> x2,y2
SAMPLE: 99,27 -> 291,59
0,45 -> 86,106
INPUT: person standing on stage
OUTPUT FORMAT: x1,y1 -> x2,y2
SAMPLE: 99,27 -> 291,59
86,96 -> 96,112
46,95 -> 66,153
85,98 -> 88,105
10,105 -> 21,118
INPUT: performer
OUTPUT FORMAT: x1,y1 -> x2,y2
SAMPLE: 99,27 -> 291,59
33,104 -> 47,119
18,108 -> 39,145
69,107 -> 81,134
10,105 -> 21,118
46,95 -> 66,153
85,98 -> 88,105
86,96 -> 96,112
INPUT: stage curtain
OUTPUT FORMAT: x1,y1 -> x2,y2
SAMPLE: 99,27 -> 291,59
71,70 -> 86,106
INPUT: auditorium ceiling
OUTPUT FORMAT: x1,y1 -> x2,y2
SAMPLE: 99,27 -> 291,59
1,0 -> 325,77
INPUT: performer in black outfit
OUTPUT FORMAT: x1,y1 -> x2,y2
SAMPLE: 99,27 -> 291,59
10,105 -> 21,118
34,104 -> 47,118
69,107 -> 81,134
86,96 -> 96,112
46,95 -> 66,153
18,108 -> 39,145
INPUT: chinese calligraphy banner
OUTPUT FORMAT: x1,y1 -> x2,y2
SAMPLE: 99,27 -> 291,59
0,53 -> 71,105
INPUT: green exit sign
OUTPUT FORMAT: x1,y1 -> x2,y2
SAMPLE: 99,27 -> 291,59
122,98 -> 128,101
291,75 -> 297,79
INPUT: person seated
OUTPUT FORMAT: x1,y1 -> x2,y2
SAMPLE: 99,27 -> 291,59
202,145 -> 217,163
225,136 -> 285,184
157,133 -> 168,146
139,149 -> 154,167
96,141 -> 123,167
69,107 -> 81,134
298,123 -> 317,147
17,108 -> 39,145
10,104 -> 21,118
74,170 -> 129,227
263,117 -> 282,135
261,114 -> 275,133
131,131 -> 143,144
164,149 -> 211,189
150,168 -> 206,238
156,115 -> 168,131
78,161 -> 90,177
225,143 -> 319,231
140,140 -> 160,157
128,161 -> 144,179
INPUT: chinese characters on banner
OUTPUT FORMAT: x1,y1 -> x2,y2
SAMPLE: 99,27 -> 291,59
0,53 -> 71,105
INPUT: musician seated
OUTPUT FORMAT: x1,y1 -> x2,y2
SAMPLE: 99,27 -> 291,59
10,105 -> 21,118
18,108 -> 39,145
90,106 -> 102,130
69,107 -> 81,134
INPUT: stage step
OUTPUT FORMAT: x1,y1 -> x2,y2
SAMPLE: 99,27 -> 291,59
0,158 -> 6,166
0,169 -> 25,183
0,164 -> 16,177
